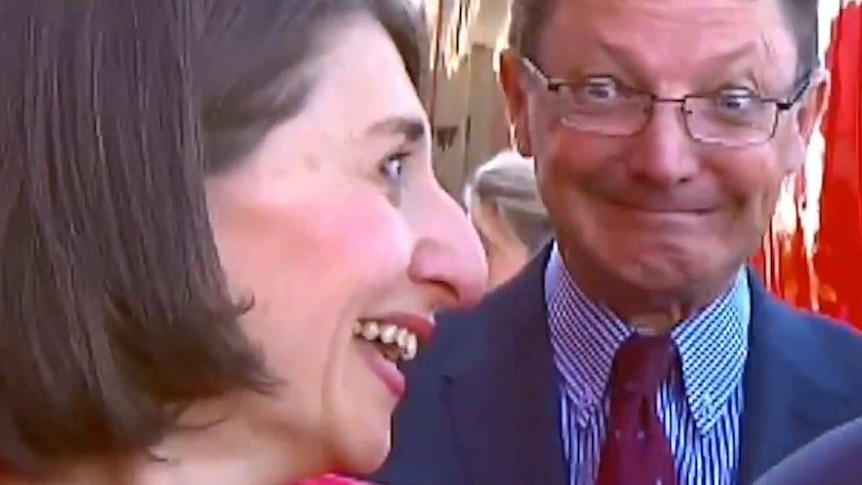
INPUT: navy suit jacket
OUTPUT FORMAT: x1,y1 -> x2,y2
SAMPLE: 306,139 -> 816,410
753,415 -> 862,485
371,246 -> 862,485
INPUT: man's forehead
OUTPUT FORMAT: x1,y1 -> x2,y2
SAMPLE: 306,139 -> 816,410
547,0 -> 783,17
537,0 -> 798,86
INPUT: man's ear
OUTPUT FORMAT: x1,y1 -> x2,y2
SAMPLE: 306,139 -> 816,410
499,49 -> 533,157
796,69 -> 830,143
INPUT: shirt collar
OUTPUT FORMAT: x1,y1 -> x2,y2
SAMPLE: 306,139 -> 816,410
544,243 -> 750,434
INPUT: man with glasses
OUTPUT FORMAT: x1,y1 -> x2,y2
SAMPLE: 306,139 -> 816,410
373,1 -> 862,484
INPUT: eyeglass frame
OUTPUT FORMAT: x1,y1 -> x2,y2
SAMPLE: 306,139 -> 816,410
518,56 -> 813,148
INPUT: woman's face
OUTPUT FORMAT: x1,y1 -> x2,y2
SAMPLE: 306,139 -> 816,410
470,200 -> 530,289
205,15 -> 487,476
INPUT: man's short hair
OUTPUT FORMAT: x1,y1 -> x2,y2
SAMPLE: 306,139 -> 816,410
507,0 -> 819,76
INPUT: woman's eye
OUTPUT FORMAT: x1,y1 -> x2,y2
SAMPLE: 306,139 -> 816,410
379,152 -> 411,203
380,153 -> 407,185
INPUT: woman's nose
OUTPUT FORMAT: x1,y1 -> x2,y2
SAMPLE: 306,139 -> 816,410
408,188 -> 488,310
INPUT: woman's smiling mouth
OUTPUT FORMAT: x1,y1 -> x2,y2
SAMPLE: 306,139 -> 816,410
352,313 -> 434,363
351,314 -> 435,397
353,320 -> 420,362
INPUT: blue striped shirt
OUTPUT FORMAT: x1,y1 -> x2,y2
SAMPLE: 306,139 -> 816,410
544,245 -> 750,485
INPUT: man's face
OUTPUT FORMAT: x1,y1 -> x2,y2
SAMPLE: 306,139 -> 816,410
501,0 -> 828,297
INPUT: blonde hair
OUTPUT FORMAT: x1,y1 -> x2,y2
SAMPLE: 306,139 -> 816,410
465,150 -> 552,251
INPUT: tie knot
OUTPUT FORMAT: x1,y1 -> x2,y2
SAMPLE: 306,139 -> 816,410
610,333 -> 676,397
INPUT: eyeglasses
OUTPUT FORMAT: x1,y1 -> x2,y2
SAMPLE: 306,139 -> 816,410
520,57 -> 812,148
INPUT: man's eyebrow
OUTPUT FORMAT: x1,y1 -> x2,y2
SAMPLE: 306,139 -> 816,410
364,115 -> 427,143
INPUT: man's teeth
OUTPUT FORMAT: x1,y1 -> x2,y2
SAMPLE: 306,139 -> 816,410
352,320 -> 419,361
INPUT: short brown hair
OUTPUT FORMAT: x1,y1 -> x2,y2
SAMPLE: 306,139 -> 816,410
0,0 -> 271,475
0,0 -> 427,476
198,0 -> 429,172
508,0 -> 819,75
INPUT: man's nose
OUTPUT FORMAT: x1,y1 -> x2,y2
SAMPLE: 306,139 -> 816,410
408,188 -> 488,310
626,103 -> 700,188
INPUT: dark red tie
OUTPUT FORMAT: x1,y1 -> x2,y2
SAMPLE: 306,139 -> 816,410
597,333 -> 678,485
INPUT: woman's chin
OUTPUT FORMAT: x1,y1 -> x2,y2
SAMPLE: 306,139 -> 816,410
325,406 -> 394,476
330,432 -> 391,476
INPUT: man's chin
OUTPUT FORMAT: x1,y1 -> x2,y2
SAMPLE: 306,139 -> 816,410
611,256 -> 740,307
624,266 -> 702,292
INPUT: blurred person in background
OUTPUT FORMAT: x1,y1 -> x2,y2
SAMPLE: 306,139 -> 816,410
465,150 -> 552,289
0,1 -> 485,484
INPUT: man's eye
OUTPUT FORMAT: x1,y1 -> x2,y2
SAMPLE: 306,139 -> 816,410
584,83 -> 618,100
714,90 -> 758,112
572,78 -> 621,102
563,77 -> 628,108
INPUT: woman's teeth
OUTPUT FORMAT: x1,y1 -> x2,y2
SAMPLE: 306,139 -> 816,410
352,320 -> 419,362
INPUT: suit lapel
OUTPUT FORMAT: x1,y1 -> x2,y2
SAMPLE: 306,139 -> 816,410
738,274 -> 853,484
442,247 -> 566,485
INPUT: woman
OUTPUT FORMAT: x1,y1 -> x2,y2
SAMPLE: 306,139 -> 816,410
0,1 -> 486,484
465,150 -> 552,289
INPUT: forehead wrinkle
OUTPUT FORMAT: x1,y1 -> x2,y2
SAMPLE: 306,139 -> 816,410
757,30 -> 796,89
540,0 -> 798,94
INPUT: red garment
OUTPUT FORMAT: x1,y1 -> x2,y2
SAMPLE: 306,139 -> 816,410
814,2 -> 862,329
753,3 -> 862,331
292,475 -> 374,485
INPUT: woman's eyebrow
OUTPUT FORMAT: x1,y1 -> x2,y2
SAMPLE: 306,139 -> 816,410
364,115 -> 427,143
